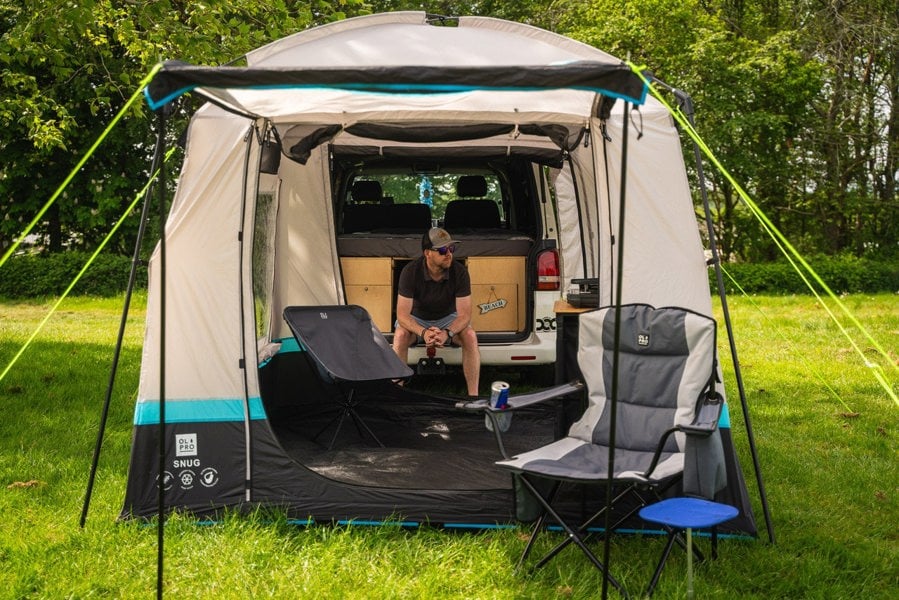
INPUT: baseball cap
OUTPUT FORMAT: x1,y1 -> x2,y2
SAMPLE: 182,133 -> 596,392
422,227 -> 460,251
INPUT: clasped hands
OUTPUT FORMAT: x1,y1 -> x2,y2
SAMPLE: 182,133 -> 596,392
421,325 -> 450,348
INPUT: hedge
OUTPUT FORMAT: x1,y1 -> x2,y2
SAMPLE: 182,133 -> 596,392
0,252 -> 896,299
0,252 -> 147,298
712,256 -> 899,295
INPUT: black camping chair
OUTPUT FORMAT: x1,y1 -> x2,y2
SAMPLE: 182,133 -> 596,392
283,305 -> 413,449
479,304 -> 726,596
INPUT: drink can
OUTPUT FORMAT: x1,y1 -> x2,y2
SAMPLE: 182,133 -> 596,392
490,381 -> 510,409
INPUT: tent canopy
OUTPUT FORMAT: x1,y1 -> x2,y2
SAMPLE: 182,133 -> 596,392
145,60 -> 648,113
144,13 -> 648,118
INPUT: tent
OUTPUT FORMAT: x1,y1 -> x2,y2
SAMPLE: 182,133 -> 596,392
112,12 -> 764,535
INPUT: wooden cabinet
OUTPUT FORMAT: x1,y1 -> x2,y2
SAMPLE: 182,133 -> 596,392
340,258 -> 393,332
467,257 -> 525,332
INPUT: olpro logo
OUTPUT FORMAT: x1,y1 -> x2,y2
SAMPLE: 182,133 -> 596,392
175,433 -> 198,457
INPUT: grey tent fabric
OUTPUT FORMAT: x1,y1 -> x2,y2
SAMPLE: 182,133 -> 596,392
497,304 -> 724,490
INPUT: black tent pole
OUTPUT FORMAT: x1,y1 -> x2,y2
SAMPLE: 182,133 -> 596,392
602,99 -> 631,600
671,85 -> 775,544
155,108 -> 169,600
79,130 -> 166,529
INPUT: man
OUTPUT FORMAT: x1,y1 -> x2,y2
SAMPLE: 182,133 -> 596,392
393,227 -> 481,397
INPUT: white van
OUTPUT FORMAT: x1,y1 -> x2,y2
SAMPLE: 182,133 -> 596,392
333,157 -> 561,375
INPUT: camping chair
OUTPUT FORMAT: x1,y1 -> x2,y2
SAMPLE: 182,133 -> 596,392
283,305 -> 413,449
488,304 -> 726,595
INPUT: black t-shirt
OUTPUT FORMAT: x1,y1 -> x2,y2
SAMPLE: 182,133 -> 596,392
397,256 -> 471,320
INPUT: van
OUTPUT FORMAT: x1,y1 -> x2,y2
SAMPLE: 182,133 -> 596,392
332,155 -> 561,376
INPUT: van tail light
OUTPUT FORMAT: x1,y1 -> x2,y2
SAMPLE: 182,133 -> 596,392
536,249 -> 560,291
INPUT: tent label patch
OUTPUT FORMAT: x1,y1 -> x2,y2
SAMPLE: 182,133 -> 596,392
637,333 -> 650,347
478,298 -> 507,314
176,433 -> 197,457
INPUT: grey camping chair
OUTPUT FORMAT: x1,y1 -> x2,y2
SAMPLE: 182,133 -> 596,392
283,305 -> 413,449
485,304 -> 726,595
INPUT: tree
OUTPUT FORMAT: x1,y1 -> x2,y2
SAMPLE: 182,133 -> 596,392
2,1 -> 895,261
0,0 -> 367,255
791,0 -> 899,256
558,0 -> 822,260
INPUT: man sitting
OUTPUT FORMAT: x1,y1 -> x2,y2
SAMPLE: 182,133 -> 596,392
392,227 -> 481,397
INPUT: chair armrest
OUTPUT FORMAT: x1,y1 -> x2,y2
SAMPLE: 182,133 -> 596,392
677,391 -> 724,435
454,380 -> 584,412
642,391 -> 725,479
455,380 -> 584,460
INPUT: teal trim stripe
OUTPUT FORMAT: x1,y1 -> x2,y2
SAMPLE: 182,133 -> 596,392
719,402 -> 731,429
276,337 -> 303,353
146,83 -> 647,112
134,396 -> 267,425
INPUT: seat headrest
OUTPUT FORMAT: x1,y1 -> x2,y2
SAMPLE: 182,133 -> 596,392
443,199 -> 501,230
350,180 -> 383,203
456,175 -> 488,198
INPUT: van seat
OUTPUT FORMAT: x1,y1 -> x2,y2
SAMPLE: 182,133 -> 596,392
389,204 -> 431,231
350,180 -> 384,203
343,204 -> 389,233
444,199 -> 501,230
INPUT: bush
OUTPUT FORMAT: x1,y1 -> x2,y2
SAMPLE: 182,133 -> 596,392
1,251 -> 896,299
0,252 -> 147,298
713,255 -> 899,294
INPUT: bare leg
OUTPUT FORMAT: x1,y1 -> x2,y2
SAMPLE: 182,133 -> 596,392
458,326 -> 480,396
392,326 -> 415,363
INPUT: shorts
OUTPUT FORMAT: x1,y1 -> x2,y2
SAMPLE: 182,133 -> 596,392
396,312 -> 458,332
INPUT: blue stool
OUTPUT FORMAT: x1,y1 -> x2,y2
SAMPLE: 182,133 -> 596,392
639,497 -> 738,598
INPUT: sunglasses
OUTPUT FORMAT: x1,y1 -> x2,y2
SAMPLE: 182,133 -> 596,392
433,244 -> 457,255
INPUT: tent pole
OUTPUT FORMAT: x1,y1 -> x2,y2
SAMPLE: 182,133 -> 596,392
79,136 -> 166,528
602,99 -> 631,600
237,125 -> 259,503
155,108 -> 169,600
673,86 -> 776,545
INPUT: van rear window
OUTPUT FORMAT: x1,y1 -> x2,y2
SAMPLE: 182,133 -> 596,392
342,172 -> 505,234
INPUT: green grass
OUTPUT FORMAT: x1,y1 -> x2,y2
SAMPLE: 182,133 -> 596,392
1,293 -> 896,598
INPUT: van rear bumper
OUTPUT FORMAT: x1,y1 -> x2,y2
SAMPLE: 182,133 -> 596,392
406,330 -> 556,366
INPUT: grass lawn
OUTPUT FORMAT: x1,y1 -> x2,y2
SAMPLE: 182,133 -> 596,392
0,293 -> 896,599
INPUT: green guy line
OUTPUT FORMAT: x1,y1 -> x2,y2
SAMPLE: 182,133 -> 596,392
719,265 -> 852,413
629,63 -> 898,406
0,148 -> 174,385
0,63 -> 163,269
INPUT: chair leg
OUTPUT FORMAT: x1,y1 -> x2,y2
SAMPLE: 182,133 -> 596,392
534,485 -> 640,571
686,527 -> 695,599
348,409 -> 385,447
644,527 -> 709,598
517,511 -> 548,572
645,531 -> 679,598
312,411 -> 343,445
515,476 -> 628,597
326,408 -> 350,451
313,389 -> 385,449
516,479 -> 560,572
